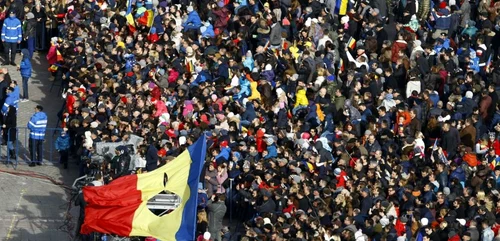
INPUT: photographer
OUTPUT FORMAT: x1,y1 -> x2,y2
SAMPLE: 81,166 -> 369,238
111,145 -> 132,179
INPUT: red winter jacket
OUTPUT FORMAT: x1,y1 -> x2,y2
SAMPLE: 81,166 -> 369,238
336,170 -> 347,188
283,204 -> 296,214
395,219 -> 406,236
256,129 -> 266,153
448,234 -> 460,241
489,140 -> 500,155
391,40 -> 408,63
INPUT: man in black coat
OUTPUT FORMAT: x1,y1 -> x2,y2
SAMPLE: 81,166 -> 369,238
441,122 -> 460,159
416,51 -> 430,76
376,24 -> 388,50
146,142 -> 159,172
0,74 -> 8,108
360,188 -> 373,215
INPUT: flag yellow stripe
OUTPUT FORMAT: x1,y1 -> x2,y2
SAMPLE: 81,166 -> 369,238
129,150 -> 193,240
126,14 -> 135,27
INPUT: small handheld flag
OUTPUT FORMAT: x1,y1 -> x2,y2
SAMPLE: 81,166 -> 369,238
347,37 -> 356,49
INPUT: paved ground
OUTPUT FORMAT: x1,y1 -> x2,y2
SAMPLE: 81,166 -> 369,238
0,52 -> 79,241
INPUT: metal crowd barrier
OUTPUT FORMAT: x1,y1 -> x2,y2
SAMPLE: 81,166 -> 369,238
7,127 -> 64,169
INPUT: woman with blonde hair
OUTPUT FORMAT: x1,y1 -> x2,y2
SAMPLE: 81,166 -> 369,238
196,210 -> 208,237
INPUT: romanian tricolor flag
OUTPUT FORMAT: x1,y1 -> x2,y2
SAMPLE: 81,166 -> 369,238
81,136 -> 207,241
147,10 -> 155,27
127,14 -> 136,33
56,50 -> 63,62
335,0 -> 348,15
126,0 -> 136,33
347,37 -> 356,49
138,9 -> 154,27
338,58 -> 344,72
185,59 -> 194,73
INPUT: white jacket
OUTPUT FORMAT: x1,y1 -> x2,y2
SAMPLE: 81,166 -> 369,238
406,80 -> 422,97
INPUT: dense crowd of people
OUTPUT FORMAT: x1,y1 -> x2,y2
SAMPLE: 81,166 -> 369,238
6,0 -> 500,239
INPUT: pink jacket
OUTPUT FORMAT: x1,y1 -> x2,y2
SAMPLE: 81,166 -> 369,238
47,45 -> 58,65
215,170 -> 228,193
154,100 -> 168,118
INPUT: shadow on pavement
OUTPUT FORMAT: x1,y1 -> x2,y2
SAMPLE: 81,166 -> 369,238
5,191 -> 76,241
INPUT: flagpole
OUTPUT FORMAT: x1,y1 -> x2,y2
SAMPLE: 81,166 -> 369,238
430,139 -> 438,163
229,178 -> 233,225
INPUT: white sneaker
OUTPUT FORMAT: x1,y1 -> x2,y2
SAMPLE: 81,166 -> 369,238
20,99 -> 29,103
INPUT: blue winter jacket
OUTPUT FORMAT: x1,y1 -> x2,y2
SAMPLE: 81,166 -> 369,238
1,16 -> 22,43
182,11 -> 202,30
192,71 -> 209,86
215,147 -> 231,164
243,56 -> 254,70
11,86 -> 19,109
239,77 -> 251,97
261,70 -> 275,83
264,144 -> 278,159
432,9 -> 451,30
450,166 -> 466,183
201,24 -> 215,38
27,111 -> 47,140
20,49 -> 32,78
2,89 -> 18,114
55,134 -> 70,151
241,102 -> 257,122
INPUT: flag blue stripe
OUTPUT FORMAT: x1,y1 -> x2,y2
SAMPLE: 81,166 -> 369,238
127,0 -> 133,15
175,135 -> 207,241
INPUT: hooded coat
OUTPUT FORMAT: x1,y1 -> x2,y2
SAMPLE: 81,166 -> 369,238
294,89 -> 309,108
241,102 -> 257,122
20,49 -> 32,78
55,133 -> 70,151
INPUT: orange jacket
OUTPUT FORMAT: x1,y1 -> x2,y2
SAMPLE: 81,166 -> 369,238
396,111 -> 412,126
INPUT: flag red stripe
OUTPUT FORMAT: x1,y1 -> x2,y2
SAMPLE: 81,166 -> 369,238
80,174 -> 142,236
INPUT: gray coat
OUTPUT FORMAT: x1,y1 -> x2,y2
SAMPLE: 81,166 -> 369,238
205,168 -> 218,197
207,200 -> 227,239
269,22 -> 282,47
459,1 -> 471,28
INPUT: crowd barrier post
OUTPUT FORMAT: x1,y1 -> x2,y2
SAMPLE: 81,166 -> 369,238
8,127 -> 64,169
